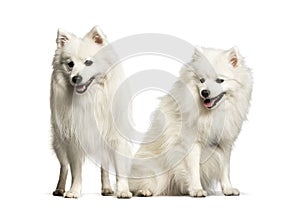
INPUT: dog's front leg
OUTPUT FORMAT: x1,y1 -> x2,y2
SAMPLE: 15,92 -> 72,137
220,146 -> 240,196
185,143 -> 207,197
65,147 -> 82,198
113,141 -> 132,199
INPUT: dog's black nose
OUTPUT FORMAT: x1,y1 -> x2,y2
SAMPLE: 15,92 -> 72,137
72,75 -> 82,84
201,89 -> 210,98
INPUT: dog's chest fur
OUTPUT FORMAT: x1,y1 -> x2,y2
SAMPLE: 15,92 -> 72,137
197,101 -> 247,148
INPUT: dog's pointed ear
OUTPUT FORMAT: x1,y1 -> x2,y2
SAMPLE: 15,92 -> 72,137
227,46 -> 242,68
193,46 -> 203,60
85,26 -> 106,45
56,29 -> 71,48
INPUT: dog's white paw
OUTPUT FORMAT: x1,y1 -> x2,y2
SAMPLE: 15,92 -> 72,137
189,189 -> 207,197
53,189 -> 65,196
136,189 -> 153,197
64,190 -> 80,198
223,188 -> 240,196
116,191 -> 132,199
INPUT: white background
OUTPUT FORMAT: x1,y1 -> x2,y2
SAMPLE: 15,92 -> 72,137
0,0 -> 299,209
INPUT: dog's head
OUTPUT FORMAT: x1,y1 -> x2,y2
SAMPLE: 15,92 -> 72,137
190,46 -> 252,110
53,26 -> 106,94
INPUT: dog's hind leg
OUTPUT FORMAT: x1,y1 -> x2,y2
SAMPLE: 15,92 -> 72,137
52,141 -> 68,196
53,164 -> 68,196
101,167 -> 114,196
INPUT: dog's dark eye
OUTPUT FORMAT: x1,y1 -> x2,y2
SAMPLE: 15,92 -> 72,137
84,60 -> 93,66
216,78 -> 224,83
200,78 -> 206,83
67,61 -> 74,68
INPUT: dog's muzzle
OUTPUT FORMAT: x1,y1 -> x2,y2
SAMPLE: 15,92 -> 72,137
202,92 -> 226,109
74,77 -> 95,94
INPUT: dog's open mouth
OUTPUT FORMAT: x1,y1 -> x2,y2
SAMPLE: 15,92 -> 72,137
75,77 -> 94,94
203,92 -> 226,109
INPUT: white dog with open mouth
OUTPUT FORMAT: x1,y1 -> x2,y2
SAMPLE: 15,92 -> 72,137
51,26 -> 132,198
130,47 -> 252,197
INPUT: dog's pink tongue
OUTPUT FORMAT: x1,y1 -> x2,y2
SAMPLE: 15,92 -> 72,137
204,102 -> 213,108
204,99 -> 213,108
76,85 -> 86,93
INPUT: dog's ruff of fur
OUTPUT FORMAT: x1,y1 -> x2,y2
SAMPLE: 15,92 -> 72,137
51,26 -> 132,198
129,47 -> 252,197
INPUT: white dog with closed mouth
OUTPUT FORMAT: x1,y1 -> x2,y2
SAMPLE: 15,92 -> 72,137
129,47 -> 252,197
51,26 -> 132,198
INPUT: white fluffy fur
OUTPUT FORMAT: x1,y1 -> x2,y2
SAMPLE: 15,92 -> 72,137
51,26 -> 132,198
129,47 -> 252,197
